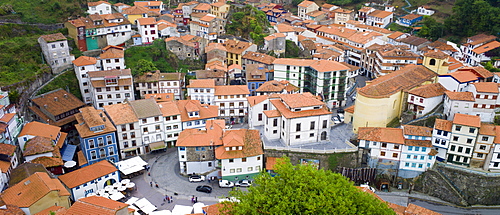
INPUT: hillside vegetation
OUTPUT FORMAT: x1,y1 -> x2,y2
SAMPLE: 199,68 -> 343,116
226,5 -> 270,46
0,0 -> 85,24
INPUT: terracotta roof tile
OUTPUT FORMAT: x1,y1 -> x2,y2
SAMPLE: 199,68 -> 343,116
472,82 -> 498,93
34,205 -> 67,215
265,157 -> 283,170
39,33 -> 66,43
0,160 -> 11,173
145,93 -> 175,102
215,129 -> 263,159
397,35 -> 429,46
205,42 -> 227,53
404,139 -> 432,147
358,65 -> 437,98
298,0 -> 317,7
473,41 -> 500,54
256,80 -> 298,93
444,91 -> 475,101
23,136 -> 54,156
176,120 -> 225,147
400,14 -> 422,20
104,102 -> 139,125
388,31 -> 405,40
214,85 -> 250,96
458,67 -> 493,79
480,123 -> 496,136
434,119 -> 452,131
65,196 -> 128,215
137,17 -> 156,25
31,89 -> 85,117
158,101 -> 181,116
405,203 -> 441,215
424,49 -> 449,60
467,34 -> 497,46
193,3 -> 210,11
19,122 -> 61,140
75,107 -> 116,138
176,100 -> 218,122
273,58 -> 350,72
408,83 -> 446,98
88,68 -> 131,78
88,1 -> 111,6
242,51 -> 276,65
100,48 -> 124,59
247,95 -> 268,107
279,93 -> 324,108
122,5 -> 149,15
73,56 -> 98,66
344,105 -> 354,113
263,110 -> 281,118
30,155 -> 64,168
0,143 -> 16,156
58,160 -> 118,188
453,113 -> 481,128
368,10 -> 392,18
222,40 -> 254,55
270,95 -> 330,119
358,127 -> 405,144
403,125 -> 432,137
187,79 -> 215,88
1,172 -> 70,208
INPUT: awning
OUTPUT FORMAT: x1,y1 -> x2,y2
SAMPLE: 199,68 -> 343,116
134,198 -> 157,214
116,156 -> 147,175
61,144 -> 77,161
148,141 -> 166,151
122,147 -> 139,152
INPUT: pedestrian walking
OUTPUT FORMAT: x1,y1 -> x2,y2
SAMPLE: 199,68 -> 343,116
195,197 -> 198,203
166,196 -> 171,203
191,196 -> 195,203
155,183 -> 159,188
170,196 -> 173,203
150,181 -> 152,187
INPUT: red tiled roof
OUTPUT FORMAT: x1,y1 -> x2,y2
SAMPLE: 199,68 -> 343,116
58,160 -> 118,188
408,83 -> 446,98
444,91 -> 475,102
453,113 -> 481,128
434,119 -> 452,131
358,127 -> 404,144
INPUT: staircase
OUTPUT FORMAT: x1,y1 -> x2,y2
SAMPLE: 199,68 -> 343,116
430,167 -> 469,206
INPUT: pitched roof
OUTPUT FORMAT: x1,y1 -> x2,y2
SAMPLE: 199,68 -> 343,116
263,110 -> 281,118
215,129 -> 263,159
205,42 -> 227,53
344,105 -> 355,113
176,120 -> 225,147
65,196 -> 128,215
480,123 -> 496,136
404,139 -> 432,147
256,80 -> 298,93
270,94 -> 330,119
145,93 -> 175,102
88,1 -> 111,6
247,95 -> 268,107
73,56 -> 98,66
423,49 -> 449,60
446,70 -> 480,83
129,99 -> 162,119
31,89 -> 85,117
273,58 -> 350,72
444,91 -> 475,101
30,155 -> 64,168
467,34 -> 497,46
400,13 -> 422,20
298,0 -> 317,7
358,64 -> 437,98
358,127 -> 405,144
193,3 -> 210,11
100,48 -> 124,59
403,125 -> 432,137
18,121 -> 61,140
388,31 -> 405,40
408,83 -> 446,98
187,79 -> 215,88
1,172 -> 70,207
242,51 -> 276,65
104,102 -> 139,125
368,10 -> 392,18
434,119 -> 452,131
214,85 -> 250,96
137,17 -> 156,25
39,33 -> 66,43
58,160 -> 117,188
453,113 -> 481,128
458,67 -> 493,79
472,82 -> 499,93
158,101 -> 181,116
87,69 -> 132,78
75,107 -> 116,138
23,136 -> 54,156
222,40 -> 254,55
397,35 -> 429,46
176,100 -> 218,122
280,93 -> 324,108
34,205 -> 67,215
122,5 -> 149,15
0,143 -> 16,157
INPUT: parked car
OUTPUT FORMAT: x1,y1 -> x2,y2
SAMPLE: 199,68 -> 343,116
219,180 -> 235,188
196,185 -> 212,193
189,175 -> 206,182
337,109 -> 345,114
332,116 -> 341,125
235,179 -> 252,187
337,113 -> 345,122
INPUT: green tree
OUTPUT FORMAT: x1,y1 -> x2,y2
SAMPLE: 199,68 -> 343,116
223,157 -> 395,215
132,59 -> 158,76
285,40 -> 300,58
445,0 -> 500,37
417,17 -> 444,41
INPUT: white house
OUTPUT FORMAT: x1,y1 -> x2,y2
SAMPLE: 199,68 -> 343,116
446,113 -> 480,166
158,101 -> 182,147
38,33 -> 74,74
215,129 -> 264,181
432,119 -> 453,161
247,95 -> 272,128
460,34 -> 500,66
438,70 -> 481,92
17,122 -> 66,155
365,10 -> 393,28
416,6 -> 435,16
129,99 -> 166,152
472,123 -> 495,168
58,160 -> 119,201
100,47 -> 125,70
88,69 -> 134,109
104,102 -> 141,159
87,1 -> 112,15
358,127 -> 405,168
73,56 -> 101,104
407,83 -> 446,118
187,79 -> 216,105
469,82 -> 498,122
214,85 -> 250,124
261,93 -> 332,146
176,100 -> 218,130
0,144 -> 18,191
443,91 -> 475,120
399,125 -> 436,178
487,127 -> 500,171
297,0 -> 319,20
137,17 -> 158,44
158,72 -> 185,100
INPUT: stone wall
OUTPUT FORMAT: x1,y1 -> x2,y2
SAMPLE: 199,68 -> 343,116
414,164 -> 500,206
264,149 -> 358,171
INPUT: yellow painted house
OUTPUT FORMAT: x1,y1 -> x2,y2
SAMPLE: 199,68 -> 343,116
210,1 -> 230,19
222,39 -> 257,66
122,5 -> 149,24
352,61 -> 440,133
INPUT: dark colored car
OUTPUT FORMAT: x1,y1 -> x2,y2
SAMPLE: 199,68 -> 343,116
196,185 -> 213,193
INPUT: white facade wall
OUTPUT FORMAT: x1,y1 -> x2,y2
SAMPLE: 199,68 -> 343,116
488,144 -> 500,170
399,145 -> 435,171
24,152 -> 53,163
248,101 -> 269,128
188,88 -> 215,105
163,114 -> 181,145
105,29 -> 132,46
87,3 -> 112,15
139,116 -> 165,146
101,57 -> 125,70
220,154 -> 263,180
74,63 -> 100,104
443,96 -> 475,121
438,76 -> 477,92
366,13 -> 393,28
115,122 -> 141,159
40,39 -> 73,71
447,124 -> 478,165
408,94 -> 443,117
91,84 -> 134,109
138,23 -> 158,44
159,80 -> 183,100
70,171 -> 119,200
432,129 -> 451,161
182,118 -> 215,130
215,94 -> 248,119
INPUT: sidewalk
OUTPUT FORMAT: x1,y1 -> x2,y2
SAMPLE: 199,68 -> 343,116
376,189 -> 452,207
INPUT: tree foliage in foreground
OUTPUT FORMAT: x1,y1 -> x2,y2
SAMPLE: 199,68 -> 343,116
223,157 -> 395,215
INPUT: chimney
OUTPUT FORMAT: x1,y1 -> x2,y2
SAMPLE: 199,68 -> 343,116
54,97 -> 58,101
99,113 -> 103,117
44,104 -> 48,109
63,94 -> 68,98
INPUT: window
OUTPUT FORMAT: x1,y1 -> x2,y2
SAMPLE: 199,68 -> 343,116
451,145 -> 456,151
480,145 -> 487,150
236,168 -> 242,173
109,147 -> 114,155
130,132 -> 136,138
263,104 -> 268,110
380,151 -> 386,156
310,121 -> 315,130
295,135 -> 300,139
405,162 -> 410,167
296,123 -> 301,132
155,125 -> 161,130
466,138 -> 473,144
420,156 -> 425,160
453,136 -> 459,141
458,146 -> 463,152
155,117 -> 160,122
392,153 -> 398,158
411,163 -> 417,167
322,120 -> 327,128
394,145 -> 400,150
273,119 -> 278,127
258,113 -> 262,121
418,164 -> 423,168
142,119 -> 147,124
477,153 -> 484,158
143,127 -> 148,133
98,138 -> 104,146
408,146 -> 413,151
455,125 -> 462,131
465,148 -> 471,154
407,155 -> 411,159
248,167 -> 253,171
230,169 -> 235,173
469,128 -> 475,133
229,159 -> 234,163
482,136 -> 489,142
242,158 -> 247,162
179,147 -> 186,151
381,143 -> 387,148
310,133 -> 314,137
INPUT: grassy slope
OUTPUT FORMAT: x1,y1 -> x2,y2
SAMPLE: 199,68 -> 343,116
0,0 -> 85,24
38,69 -> 82,100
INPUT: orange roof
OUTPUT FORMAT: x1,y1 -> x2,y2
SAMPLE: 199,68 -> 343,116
31,89 -> 85,117
0,143 -> 16,156
214,85 -> 250,96
472,82 -> 498,93
467,34 -> 497,46
215,129 -> 263,159
403,125 -> 432,137
242,51 -> 276,65
424,49 -> 449,60
404,139 -> 432,147
459,67 -> 493,79
137,17 -> 156,25
400,14 -> 422,20
193,3 -> 210,11
273,58 -> 350,72
176,120 -> 225,147
247,95 -> 268,107
39,33 -> 66,43
256,80 -> 298,93
158,101 -> 181,116
263,110 -> 281,118
408,83 -> 446,98
344,105 -> 354,113
211,1 -> 226,7
453,113 -> 481,128
446,70 -> 479,83
65,196 -> 129,215
122,5 -> 149,15
480,123 -> 496,136
265,157 -> 283,170
58,160 -> 118,188
388,31 -> 405,40
35,205 -> 67,215
358,127 -> 405,144
368,10 -> 392,18
104,102 -> 139,125
176,100 -> 218,122
145,93 -> 175,102
222,40 -> 254,55
75,107 -> 117,138
88,1 -> 111,6
73,56 -> 98,66
100,48 -> 124,59
30,156 -> 64,168
19,121 -> 61,140
444,91 -> 475,102
23,136 -> 54,156
1,172 -> 70,208
358,64 -> 437,98
134,1 -> 163,7
270,95 -> 330,119
280,93 -> 324,108
187,79 -> 215,88
405,203 -> 441,215
434,119 -> 452,131
298,0 -> 317,7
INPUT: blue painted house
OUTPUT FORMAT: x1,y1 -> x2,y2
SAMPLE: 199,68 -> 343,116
397,14 -> 423,27
75,106 -> 119,166
246,64 -> 271,96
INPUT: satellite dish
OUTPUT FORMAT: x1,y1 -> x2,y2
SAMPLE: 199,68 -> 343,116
64,161 -> 77,168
